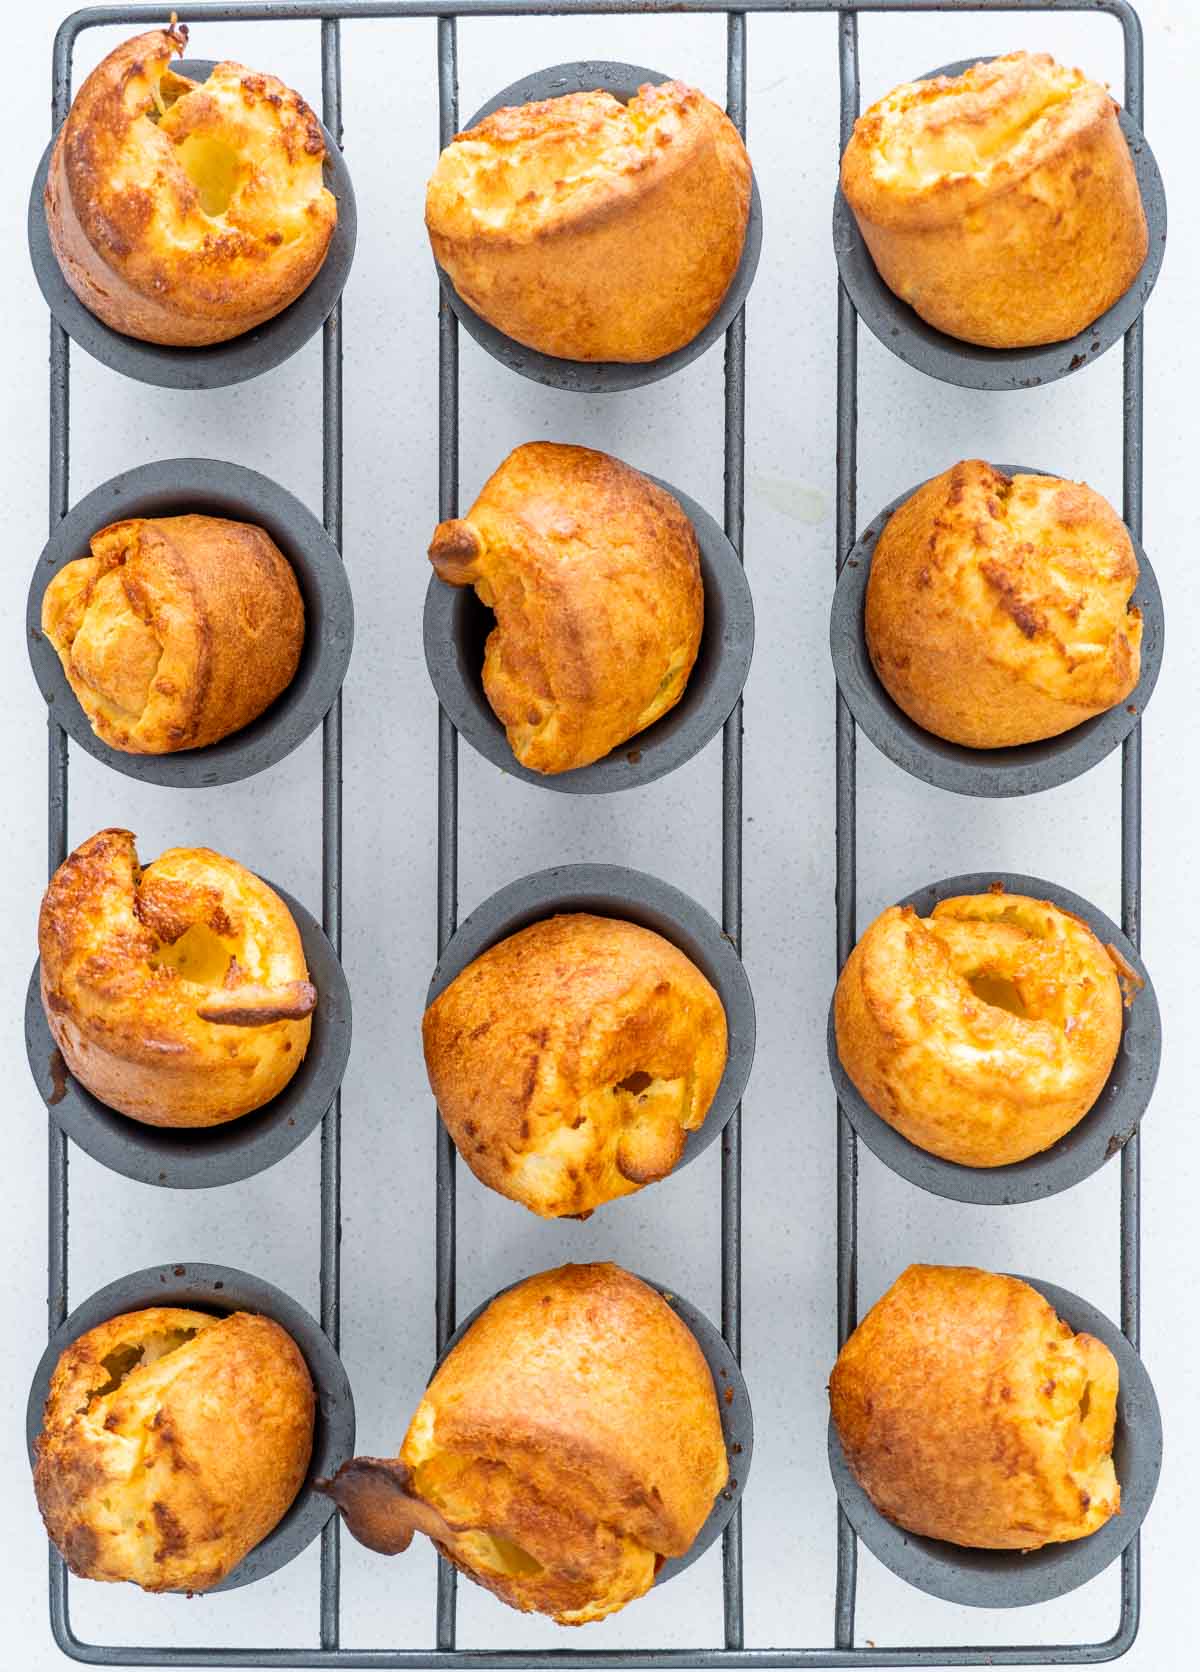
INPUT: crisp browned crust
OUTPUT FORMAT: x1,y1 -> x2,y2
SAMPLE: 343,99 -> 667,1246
840,52 -> 1148,347
830,1265 -> 1120,1549
45,27 -> 336,346
34,1306 -> 314,1591
39,828 -> 314,1127
425,81 -> 751,361
865,460 -> 1142,748
422,914 -> 727,1217
833,892 -> 1124,1167
41,514 -> 304,755
429,443 -> 703,774
320,1264 -> 728,1624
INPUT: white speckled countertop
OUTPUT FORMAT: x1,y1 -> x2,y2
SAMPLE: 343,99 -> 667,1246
2,2 -> 1196,1667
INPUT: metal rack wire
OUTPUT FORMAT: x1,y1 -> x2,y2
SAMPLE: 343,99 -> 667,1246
40,1 -> 1148,1665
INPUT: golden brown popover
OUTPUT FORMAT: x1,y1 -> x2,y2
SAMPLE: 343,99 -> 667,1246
45,25 -> 337,346
865,461 -> 1142,748
423,913 -> 727,1217
834,890 -> 1124,1167
319,1263 -> 728,1624
42,514 -> 304,755
34,1305 -> 314,1591
830,1265 -> 1120,1549
426,81 -> 751,362
40,828 -> 316,1128
841,52 -> 1147,347
430,443 -> 704,774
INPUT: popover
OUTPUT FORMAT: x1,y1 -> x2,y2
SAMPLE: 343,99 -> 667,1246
425,81 -> 751,362
45,25 -> 337,346
830,1265 -> 1120,1549
423,913 -> 728,1217
39,828 -> 316,1128
42,513 -> 304,754
318,1263 -> 728,1624
865,461 -> 1142,748
430,443 -> 704,774
834,890 -> 1124,1167
841,52 -> 1148,348
34,1305 -> 314,1591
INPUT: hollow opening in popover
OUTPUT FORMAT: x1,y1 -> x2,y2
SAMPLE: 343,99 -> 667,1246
86,1326 -> 202,1411
174,132 -> 242,218
147,922 -> 240,986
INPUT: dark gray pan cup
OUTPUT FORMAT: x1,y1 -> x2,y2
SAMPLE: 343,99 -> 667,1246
438,1271 -> 752,1585
435,61 -> 762,393
427,863 -> 755,1188
26,1262 -> 355,1592
829,464 -> 1163,797
26,879 -> 352,1189
832,59 -> 1167,391
28,458 -> 354,789
828,871 -> 1160,1207
828,1274 -> 1162,1607
28,61 -> 357,390
424,474 -> 754,794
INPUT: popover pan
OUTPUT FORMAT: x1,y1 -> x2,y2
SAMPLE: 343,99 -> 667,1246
28,61 -> 357,391
26,1262 -> 356,1593
27,458 -> 354,789
828,1274 -> 1162,1607
832,58 -> 1167,392
424,474 -> 754,794
426,863 -> 755,1187
438,1271 -> 753,1586
25,879 -> 352,1190
826,870 -> 1160,1206
434,60 -> 763,393
829,464 -> 1164,798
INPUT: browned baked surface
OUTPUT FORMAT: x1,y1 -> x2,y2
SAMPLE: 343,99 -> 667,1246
865,461 -> 1142,748
841,52 -> 1147,348
34,1306 -> 314,1591
39,828 -> 315,1127
425,82 -> 751,362
319,1263 -> 728,1624
423,913 -> 728,1217
430,443 -> 703,774
834,891 -> 1124,1167
45,25 -> 336,346
829,1265 -> 1119,1549
42,514 -> 304,755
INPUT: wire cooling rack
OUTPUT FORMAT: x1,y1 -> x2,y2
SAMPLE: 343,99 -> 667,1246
40,0 -> 1151,1664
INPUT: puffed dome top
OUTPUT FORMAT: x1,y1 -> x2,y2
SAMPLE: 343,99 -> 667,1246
425,81 -> 751,362
422,913 -> 728,1216
429,443 -> 703,774
843,53 -> 1118,227
865,461 -> 1142,748
45,25 -> 337,345
839,53 -> 1147,348
41,514 -> 304,755
39,828 -> 315,1127
34,1306 -> 314,1591
830,1265 -> 1120,1549
318,1264 -> 729,1625
833,891 -> 1125,1167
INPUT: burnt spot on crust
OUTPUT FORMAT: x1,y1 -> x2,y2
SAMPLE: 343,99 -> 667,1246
152,1498 -> 190,1559
979,558 -> 1046,639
